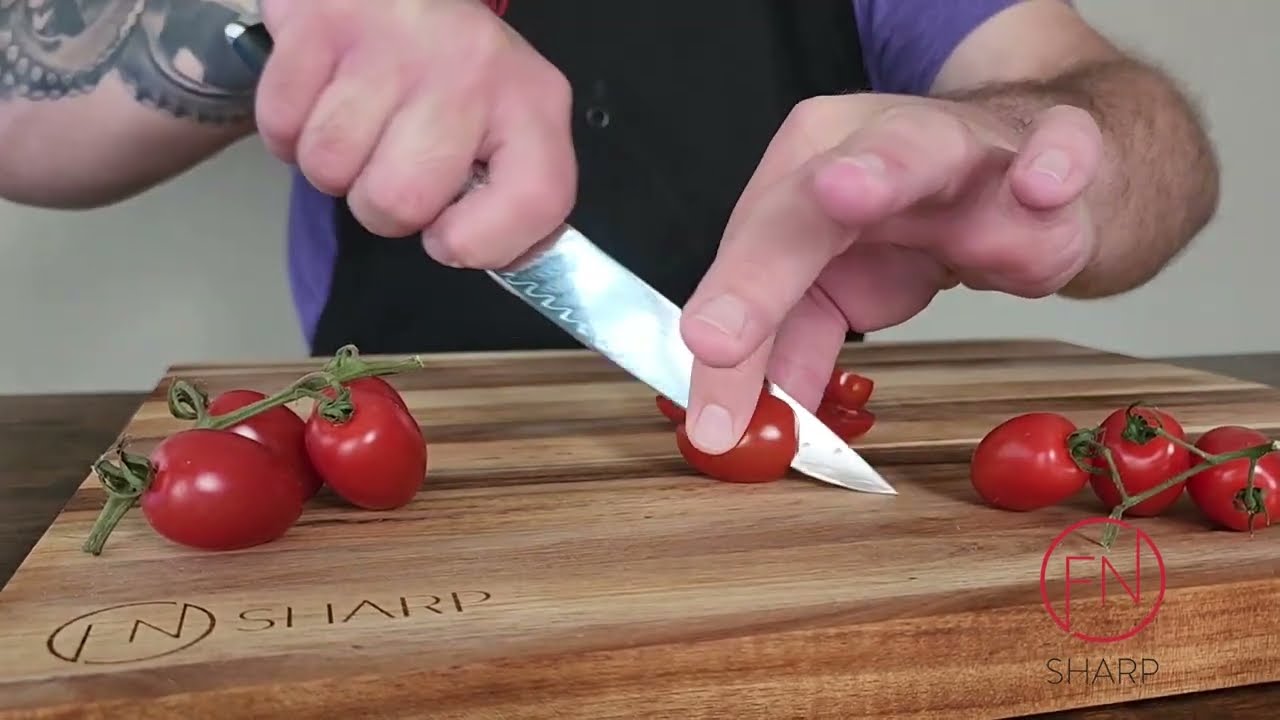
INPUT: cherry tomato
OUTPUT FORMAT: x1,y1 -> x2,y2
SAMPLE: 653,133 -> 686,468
816,401 -> 876,442
970,412 -> 1090,511
675,391 -> 798,483
1186,425 -> 1280,532
208,389 -> 323,499
1087,406 -> 1192,517
656,395 -> 685,424
141,429 -> 303,551
320,376 -> 410,414
824,368 -> 874,409
305,386 -> 427,510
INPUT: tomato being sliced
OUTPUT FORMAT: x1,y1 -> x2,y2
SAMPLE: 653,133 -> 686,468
816,401 -> 876,443
970,412 -> 1090,511
1087,406 -> 1192,517
675,391 -> 798,483
141,429 -> 304,551
305,386 -> 428,510
823,369 -> 874,410
1187,425 -> 1280,532
208,389 -> 323,499
656,395 -> 686,424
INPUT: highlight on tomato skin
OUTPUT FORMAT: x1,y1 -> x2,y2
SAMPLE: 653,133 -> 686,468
1186,425 -> 1280,532
969,412 -> 1090,512
674,390 -> 799,484
1085,406 -> 1192,517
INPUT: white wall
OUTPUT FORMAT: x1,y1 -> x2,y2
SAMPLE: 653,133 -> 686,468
0,0 -> 1274,394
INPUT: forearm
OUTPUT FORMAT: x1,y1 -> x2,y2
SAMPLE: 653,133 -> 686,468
947,58 -> 1220,298
0,0 -> 259,209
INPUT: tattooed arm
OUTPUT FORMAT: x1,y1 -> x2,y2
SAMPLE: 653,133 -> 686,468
0,0 -> 259,208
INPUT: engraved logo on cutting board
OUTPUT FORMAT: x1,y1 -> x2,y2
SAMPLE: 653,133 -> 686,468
46,601 -> 216,664
46,592 -> 493,664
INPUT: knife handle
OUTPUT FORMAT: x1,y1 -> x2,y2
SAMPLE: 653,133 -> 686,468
223,20 -> 489,199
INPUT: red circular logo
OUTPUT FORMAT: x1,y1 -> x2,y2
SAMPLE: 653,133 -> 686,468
1039,517 -> 1166,644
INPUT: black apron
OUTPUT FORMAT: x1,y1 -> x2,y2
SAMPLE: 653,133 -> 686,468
311,0 -> 870,356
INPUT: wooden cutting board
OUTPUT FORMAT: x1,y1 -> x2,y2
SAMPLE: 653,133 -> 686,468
2,338 -> 1280,719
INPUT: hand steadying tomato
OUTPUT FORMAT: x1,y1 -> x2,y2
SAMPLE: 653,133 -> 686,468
305,386 -> 427,510
676,389 -> 798,483
1087,406 -> 1191,516
1187,425 -> 1280,532
141,429 -> 304,551
208,389 -> 323,499
970,412 -> 1089,511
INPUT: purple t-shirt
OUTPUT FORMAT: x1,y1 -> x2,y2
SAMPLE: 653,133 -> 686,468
284,0 -> 1023,345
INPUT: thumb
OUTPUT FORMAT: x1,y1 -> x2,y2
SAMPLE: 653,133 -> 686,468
1008,104 -> 1102,211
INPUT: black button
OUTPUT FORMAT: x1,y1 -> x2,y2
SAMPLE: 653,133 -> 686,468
585,105 -> 610,129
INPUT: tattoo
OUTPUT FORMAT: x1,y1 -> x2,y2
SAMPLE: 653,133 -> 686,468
0,0 -> 259,123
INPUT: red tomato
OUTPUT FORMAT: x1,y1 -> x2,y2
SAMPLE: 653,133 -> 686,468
675,391 -> 798,483
656,395 -> 685,424
141,429 -> 303,551
816,402 -> 876,442
305,386 -> 427,510
208,389 -> 323,499
824,369 -> 874,409
970,412 -> 1090,511
1187,425 -> 1280,532
320,376 -> 410,414
343,376 -> 410,413
1087,406 -> 1192,516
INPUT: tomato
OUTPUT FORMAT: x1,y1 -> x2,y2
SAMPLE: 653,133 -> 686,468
305,386 -> 427,510
1186,426 -> 1280,532
1087,406 -> 1192,517
824,368 -> 874,409
320,376 -> 410,414
343,376 -> 410,413
675,391 -> 798,483
141,429 -> 303,551
816,402 -> 876,442
656,395 -> 685,424
208,389 -> 323,499
970,412 -> 1089,511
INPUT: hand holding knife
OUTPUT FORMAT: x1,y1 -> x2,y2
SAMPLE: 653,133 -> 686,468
224,19 -> 896,496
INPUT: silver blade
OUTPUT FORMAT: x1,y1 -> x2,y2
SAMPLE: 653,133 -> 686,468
487,225 -> 897,495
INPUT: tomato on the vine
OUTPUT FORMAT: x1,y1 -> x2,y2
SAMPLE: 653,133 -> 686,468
305,386 -> 427,510
656,395 -> 685,424
816,403 -> 876,442
675,390 -> 798,483
970,412 -> 1090,511
1186,425 -> 1280,532
141,429 -> 304,551
824,369 -> 874,410
208,389 -> 323,499
343,376 -> 410,413
1087,406 -> 1191,517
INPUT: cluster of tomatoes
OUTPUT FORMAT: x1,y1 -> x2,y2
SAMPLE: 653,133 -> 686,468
655,367 -> 878,484
97,375 -> 427,554
970,405 -> 1280,532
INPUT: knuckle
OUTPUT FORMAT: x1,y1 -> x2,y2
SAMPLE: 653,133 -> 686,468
875,104 -> 973,167
779,96 -> 843,152
359,175 -> 438,235
298,128 -> 361,194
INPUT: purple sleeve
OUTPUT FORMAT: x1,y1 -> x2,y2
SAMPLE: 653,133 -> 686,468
854,0 -> 1029,95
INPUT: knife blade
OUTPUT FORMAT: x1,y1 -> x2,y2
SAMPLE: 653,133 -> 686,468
224,20 -> 896,495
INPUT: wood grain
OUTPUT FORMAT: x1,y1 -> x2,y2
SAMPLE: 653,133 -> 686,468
2,339 -> 1280,719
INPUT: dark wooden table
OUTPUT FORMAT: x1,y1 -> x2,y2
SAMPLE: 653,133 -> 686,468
2,352 -> 1277,719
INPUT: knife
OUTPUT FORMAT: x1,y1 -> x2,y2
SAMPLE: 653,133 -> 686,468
224,20 -> 895,495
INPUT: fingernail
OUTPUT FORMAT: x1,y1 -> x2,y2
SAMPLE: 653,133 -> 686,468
847,153 -> 885,176
693,293 -> 748,339
422,231 -> 461,268
1031,149 -> 1070,183
691,403 -> 736,454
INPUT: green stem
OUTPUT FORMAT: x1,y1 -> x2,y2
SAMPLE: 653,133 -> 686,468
82,344 -> 423,555
196,347 -> 423,431
1095,439 -> 1280,549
